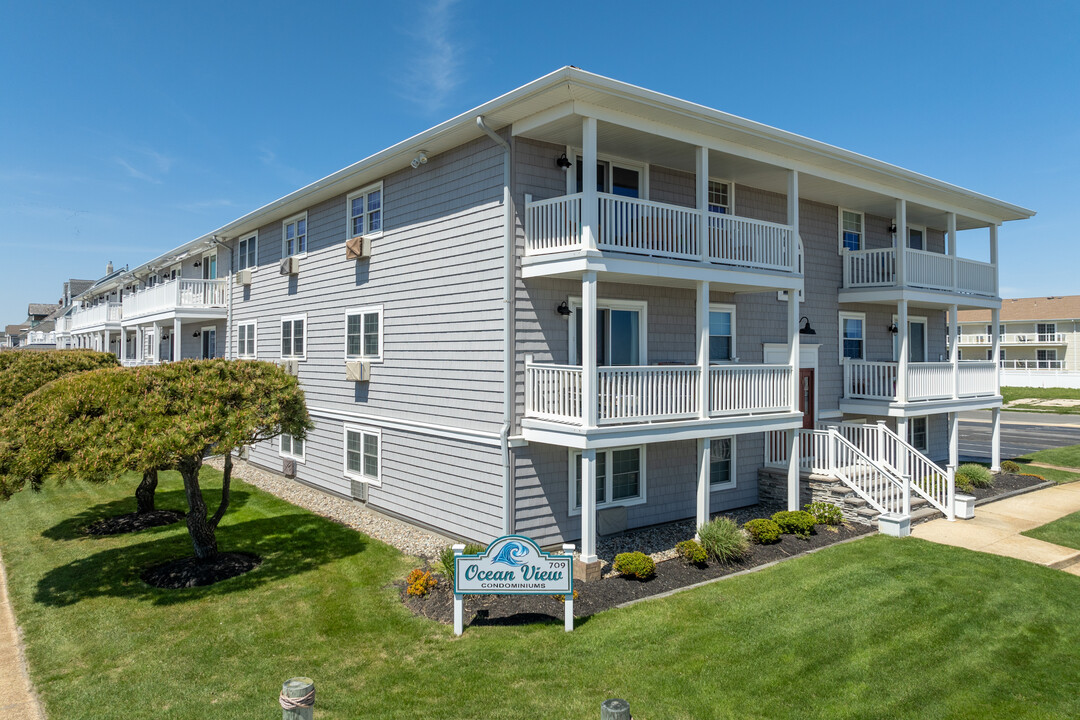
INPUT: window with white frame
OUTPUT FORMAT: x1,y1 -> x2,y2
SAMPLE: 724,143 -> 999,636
344,425 -> 380,484
839,312 -> 866,361
237,233 -> 258,270
345,305 -> 382,361
237,321 -> 256,358
709,304 -> 735,362
280,433 -> 305,461
892,315 -> 928,362
347,184 -> 383,238
569,298 -> 647,366
840,209 -> 863,252
908,417 -> 928,453
709,437 -> 735,489
708,180 -> 731,214
1037,323 -> 1056,341
569,446 -> 645,512
907,225 -> 925,251
281,315 -> 305,359
282,213 -> 307,257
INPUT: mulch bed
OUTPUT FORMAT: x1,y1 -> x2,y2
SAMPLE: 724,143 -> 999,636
970,472 -> 1050,502
85,510 -> 185,536
141,552 -> 262,589
402,522 -> 874,625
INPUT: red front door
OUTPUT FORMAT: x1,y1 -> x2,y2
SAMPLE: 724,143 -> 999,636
799,369 -> 815,429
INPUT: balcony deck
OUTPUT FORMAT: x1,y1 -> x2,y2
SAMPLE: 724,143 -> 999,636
71,302 -> 122,331
840,359 -> 1000,415
956,333 -> 1067,346
840,247 -> 997,307
121,278 -> 227,323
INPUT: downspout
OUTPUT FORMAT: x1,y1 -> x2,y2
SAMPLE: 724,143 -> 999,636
476,115 -> 514,536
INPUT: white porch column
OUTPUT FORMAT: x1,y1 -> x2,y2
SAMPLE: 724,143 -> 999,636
153,322 -> 161,363
895,199 -> 907,288
787,280 -> 800,413
991,407 -> 1002,472
696,280 -> 709,419
947,212 -> 958,292
989,224 -> 999,296
696,438 -> 711,530
696,146 -> 709,263
581,117 -> 598,252
787,428 -> 800,511
582,270 -> 598,428
897,417 -> 909,456
787,169 -> 800,274
103,329 -> 111,358
950,304 -> 959,399
136,327 -> 143,363
948,411 -> 959,471
173,318 -> 182,362
991,306 -> 1001,393
580,448 -> 598,564
897,299 -> 909,402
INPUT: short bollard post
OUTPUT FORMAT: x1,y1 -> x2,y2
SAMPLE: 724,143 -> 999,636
452,543 -> 465,636
600,698 -> 631,720
563,543 -> 575,632
280,677 -> 315,720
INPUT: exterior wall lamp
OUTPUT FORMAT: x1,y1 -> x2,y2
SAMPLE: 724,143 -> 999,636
887,322 -> 899,334
887,223 -> 897,234
557,301 -> 573,318
799,316 -> 816,335
192,331 -> 201,338
556,153 -> 572,170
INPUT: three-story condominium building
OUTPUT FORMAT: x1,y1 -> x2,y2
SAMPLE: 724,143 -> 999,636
65,69 -> 1033,576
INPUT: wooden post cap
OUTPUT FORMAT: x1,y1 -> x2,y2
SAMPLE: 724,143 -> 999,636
600,698 -> 631,720
281,677 -> 315,720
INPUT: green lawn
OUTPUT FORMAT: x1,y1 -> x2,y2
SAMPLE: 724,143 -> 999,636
1022,511 -> 1080,552
1002,386 -> 1080,414
3,471 -> 1080,719
1016,444 -> 1080,471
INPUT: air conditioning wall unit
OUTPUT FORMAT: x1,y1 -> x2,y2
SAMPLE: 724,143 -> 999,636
345,360 -> 371,382
238,446 -> 250,460
279,256 -> 300,276
282,458 -> 296,478
277,359 -> 299,376
237,268 -> 252,286
345,236 -> 372,260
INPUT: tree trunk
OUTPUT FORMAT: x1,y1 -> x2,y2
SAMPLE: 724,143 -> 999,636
135,470 -> 158,514
179,457 -> 217,560
210,453 -> 232,529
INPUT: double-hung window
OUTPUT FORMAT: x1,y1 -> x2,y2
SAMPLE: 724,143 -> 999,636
237,321 -> 256,359
347,183 -> 383,238
840,209 -> 863,252
907,225 -> 925,251
344,425 -> 381,485
280,433 -> 304,461
708,180 -> 731,214
709,437 -> 735,489
569,446 -> 645,513
281,314 -> 305,359
283,213 -> 307,257
237,233 -> 257,270
345,305 -> 383,362
839,312 -> 865,361
709,304 -> 736,362
908,417 -> 928,453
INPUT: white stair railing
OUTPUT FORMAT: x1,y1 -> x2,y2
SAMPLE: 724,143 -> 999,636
876,424 -> 954,520
811,428 -> 908,516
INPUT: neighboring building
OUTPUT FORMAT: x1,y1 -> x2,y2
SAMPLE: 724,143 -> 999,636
3,324 -> 28,348
956,296 -> 1080,389
52,69 -> 1033,572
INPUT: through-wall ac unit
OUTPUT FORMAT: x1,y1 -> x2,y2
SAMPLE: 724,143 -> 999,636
345,360 -> 371,382
279,257 -> 300,276
345,236 -> 372,260
282,458 -> 296,478
277,359 -> 299,376
237,268 -> 252,286
238,446 -> 250,460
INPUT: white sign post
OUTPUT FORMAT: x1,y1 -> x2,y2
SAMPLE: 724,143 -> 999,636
452,535 -> 575,636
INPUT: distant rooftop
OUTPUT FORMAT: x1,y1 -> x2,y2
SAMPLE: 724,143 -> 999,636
958,295 -> 1080,323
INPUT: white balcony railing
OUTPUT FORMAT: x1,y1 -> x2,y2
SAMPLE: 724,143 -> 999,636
71,302 -> 122,330
524,359 -> 792,426
55,316 -> 70,333
122,278 -> 227,320
524,193 -> 798,273
1000,359 -> 1067,371
957,333 -> 1067,345
844,359 -> 998,403
842,247 -> 996,296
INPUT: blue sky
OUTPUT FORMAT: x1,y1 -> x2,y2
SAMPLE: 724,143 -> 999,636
1,0 -> 1077,322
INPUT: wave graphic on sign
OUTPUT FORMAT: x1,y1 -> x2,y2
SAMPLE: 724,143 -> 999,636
490,541 -> 530,567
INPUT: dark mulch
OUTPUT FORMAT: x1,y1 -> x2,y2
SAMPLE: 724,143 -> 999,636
970,472 -> 1050,501
141,552 -> 262,589
402,522 -> 874,626
85,509 -> 186,536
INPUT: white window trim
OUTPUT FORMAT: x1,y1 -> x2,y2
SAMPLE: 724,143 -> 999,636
201,251 -> 218,280
708,436 -> 737,491
282,211 -> 308,259
907,224 -> 927,250
707,177 -> 735,214
281,312 -> 307,360
565,146 -> 650,199
237,231 -> 258,271
200,325 -> 217,359
346,182 -> 384,241
891,314 -> 929,362
709,302 -> 737,364
279,433 -> 306,463
568,445 -> 647,516
567,297 -> 648,366
838,311 -> 866,364
838,208 -> 864,254
908,416 -> 929,453
344,304 -> 384,363
237,320 -> 257,359
343,423 -> 382,486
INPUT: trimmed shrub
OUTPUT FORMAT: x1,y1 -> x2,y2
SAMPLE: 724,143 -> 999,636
0,349 -> 119,415
954,474 -> 975,494
675,539 -> 708,565
744,518 -> 782,544
436,542 -> 486,585
406,569 -> 437,597
1000,460 -> 1021,473
613,551 -> 656,580
804,501 -> 843,526
957,463 -> 994,489
771,510 -> 816,537
697,518 -> 749,561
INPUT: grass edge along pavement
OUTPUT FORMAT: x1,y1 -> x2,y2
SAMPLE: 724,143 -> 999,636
1001,386 -> 1080,415
1022,510 -> 1080,552
1,470 -> 1080,719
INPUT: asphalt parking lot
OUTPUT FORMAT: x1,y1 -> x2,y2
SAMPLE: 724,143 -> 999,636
959,411 -> 1080,464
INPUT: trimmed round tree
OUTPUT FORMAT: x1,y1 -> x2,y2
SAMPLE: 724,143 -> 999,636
0,359 -> 311,560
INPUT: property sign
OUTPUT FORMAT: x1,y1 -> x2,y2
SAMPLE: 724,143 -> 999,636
452,535 -> 575,634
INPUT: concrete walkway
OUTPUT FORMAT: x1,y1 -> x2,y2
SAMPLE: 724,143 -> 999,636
913,483 -> 1080,575
0,551 -> 45,720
